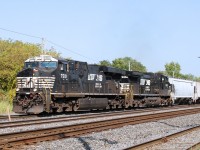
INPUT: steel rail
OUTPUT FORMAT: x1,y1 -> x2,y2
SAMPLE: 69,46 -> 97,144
0,107 -> 200,149
0,114 -> 36,120
0,105 -> 197,129
125,126 -> 200,150
0,104 -> 195,122
187,142 -> 200,150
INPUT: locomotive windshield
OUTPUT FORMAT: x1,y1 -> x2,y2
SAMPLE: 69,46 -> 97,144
40,61 -> 57,68
24,55 -> 58,69
25,61 -> 57,69
25,62 -> 39,68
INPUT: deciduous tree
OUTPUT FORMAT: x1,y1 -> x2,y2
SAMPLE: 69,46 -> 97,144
112,57 -> 146,72
165,62 -> 181,78
99,60 -> 112,66
0,39 -> 60,91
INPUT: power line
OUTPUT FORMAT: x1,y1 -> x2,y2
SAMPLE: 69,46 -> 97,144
0,27 -> 98,62
0,27 -> 42,39
47,40 -> 97,62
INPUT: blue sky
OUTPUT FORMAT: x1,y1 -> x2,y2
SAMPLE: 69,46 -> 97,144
1,0 -> 200,76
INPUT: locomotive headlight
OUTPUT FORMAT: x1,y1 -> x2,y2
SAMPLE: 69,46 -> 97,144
33,88 -> 37,92
33,69 -> 38,72
33,69 -> 39,77
33,79 -> 38,82
16,88 -> 19,91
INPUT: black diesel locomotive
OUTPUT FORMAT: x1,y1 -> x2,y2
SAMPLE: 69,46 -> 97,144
13,55 -> 172,114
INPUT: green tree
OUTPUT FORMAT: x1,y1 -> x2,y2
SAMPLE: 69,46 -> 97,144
45,47 -> 61,58
0,40 -> 42,91
99,60 -> 112,66
195,77 -> 200,82
165,62 -> 181,78
179,74 -> 195,80
0,39 -> 60,91
156,71 -> 167,75
112,57 -> 147,72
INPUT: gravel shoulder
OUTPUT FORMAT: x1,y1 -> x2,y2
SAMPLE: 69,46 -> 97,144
0,106 -> 199,134
21,112 -> 200,150
148,128 -> 200,150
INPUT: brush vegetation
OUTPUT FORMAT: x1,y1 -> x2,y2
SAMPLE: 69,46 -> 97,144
0,39 -> 60,113
0,90 -> 13,114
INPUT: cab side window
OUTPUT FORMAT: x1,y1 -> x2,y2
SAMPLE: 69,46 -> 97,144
60,64 -> 64,70
66,64 -> 69,72
59,63 -> 66,71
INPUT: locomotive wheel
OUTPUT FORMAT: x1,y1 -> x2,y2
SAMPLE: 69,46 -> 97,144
188,99 -> 192,105
56,105 -> 63,113
116,104 -> 122,109
112,104 -> 117,109
64,106 -> 73,112
72,103 -> 79,111
123,101 -> 130,108
106,105 -> 111,110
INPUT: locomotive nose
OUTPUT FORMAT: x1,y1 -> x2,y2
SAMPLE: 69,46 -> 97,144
33,68 -> 39,76
17,68 -> 34,77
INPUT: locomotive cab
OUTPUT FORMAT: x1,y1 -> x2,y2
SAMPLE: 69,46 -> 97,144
119,76 -> 130,93
13,55 -> 58,114
16,55 -> 57,92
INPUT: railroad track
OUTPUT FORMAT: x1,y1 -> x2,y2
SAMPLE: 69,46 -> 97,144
0,114 -> 36,121
0,105 -> 197,129
125,125 -> 200,150
188,142 -> 200,150
0,104 -> 195,122
1,107 -> 200,149
0,105 -> 195,122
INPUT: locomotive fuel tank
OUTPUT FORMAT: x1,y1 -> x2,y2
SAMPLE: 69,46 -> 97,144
78,97 -> 108,110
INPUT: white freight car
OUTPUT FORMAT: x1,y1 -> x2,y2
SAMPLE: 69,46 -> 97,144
195,82 -> 200,103
168,78 -> 196,104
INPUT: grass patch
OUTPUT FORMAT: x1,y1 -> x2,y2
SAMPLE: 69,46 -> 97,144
0,100 -> 13,114
0,90 -> 14,114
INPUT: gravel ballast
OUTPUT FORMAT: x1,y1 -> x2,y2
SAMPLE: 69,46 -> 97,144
148,128 -> 200,150
0,107 -> 199,134
20,112 -> 200,150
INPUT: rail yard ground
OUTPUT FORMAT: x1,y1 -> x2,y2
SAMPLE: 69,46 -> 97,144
25,113 -> 200,150
1,105 -> 200,150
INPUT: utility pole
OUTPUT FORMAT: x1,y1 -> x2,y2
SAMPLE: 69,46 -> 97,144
173,65 -> 176,78
129,61 -> 131,71
50,46 -> 55,52
41,38 -> 45,54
